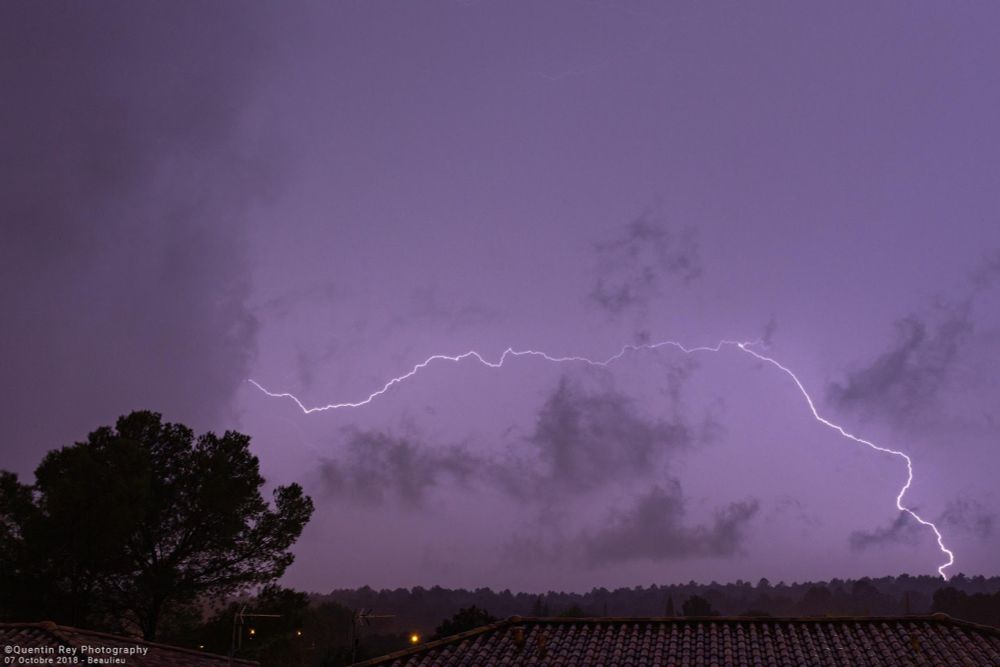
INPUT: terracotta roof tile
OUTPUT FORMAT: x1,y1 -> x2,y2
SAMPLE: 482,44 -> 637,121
352,615 -> 1000,667
0,622 -> 257,666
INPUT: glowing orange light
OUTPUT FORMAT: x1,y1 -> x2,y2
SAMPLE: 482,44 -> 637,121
409,633 -> 420,644
296,630 -> 302,637
249,628 -> 256,637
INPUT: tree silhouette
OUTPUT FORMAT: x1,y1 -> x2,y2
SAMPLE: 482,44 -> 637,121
431,606 -> 498,639
664,595 -> 676,616
799,586 -> 833,615
933,587 -> 1000,627
0,472 -> 36,620
0,411 -> 314,639
681,595 -> 717,617
531,595 -> 550,616
557,604 -> 588,618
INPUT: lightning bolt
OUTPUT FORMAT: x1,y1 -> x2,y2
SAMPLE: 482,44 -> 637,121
736,344 -> 955,579
249,338 -> 955,579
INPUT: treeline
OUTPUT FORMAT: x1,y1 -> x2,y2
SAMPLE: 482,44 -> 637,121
317,574 -> 1000,634
136,575 -> 1000,666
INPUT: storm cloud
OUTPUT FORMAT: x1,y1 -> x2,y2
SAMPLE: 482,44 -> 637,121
848,512 -> 923,552
971,250 -> 1000,292
319,428 -> 479,508
826,250 -> 1000,430
1,3 -> 279,473
495,374 -> 759,568
827,304 -> 972,426
526,375 -> 696,493
941,498 -> 995,540
589,214 -> 701,317
8,1 -> 1000,589
320,375 -> 703,507
584,483 -> 759,565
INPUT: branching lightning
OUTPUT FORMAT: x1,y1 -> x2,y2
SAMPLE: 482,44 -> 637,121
249,338 -> 955,578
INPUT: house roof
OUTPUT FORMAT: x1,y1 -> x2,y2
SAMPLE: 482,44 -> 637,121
352,614 -> 1000,667
0,621 -> 257,666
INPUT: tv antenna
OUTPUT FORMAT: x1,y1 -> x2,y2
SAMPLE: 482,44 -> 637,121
351,608 -> 396,663
228,604 -> 282,665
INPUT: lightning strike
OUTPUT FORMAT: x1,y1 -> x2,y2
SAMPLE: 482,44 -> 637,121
249,338 -> 955,579
736,345 -> 955,579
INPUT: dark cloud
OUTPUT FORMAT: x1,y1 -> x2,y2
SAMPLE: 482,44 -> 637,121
318,428 -> 479,508
527,375 -> 695,493
971,250 -> 1000,292
761,316 -> 778,347
252,282 -> 341,322
258,282 -> 499,391
499,533 -> 562,567
498,485 -> 759,568
826,302 -> 972,425
312,369 -> 726,554
316,373 -> 705,510
826,251 -> 1000,428
584,483 -> 759,565
490,372 -> 749,568
589,213 -> 701,316
848,512 -> 923,552
940,498 -> 995,540
0,3 -> 279,471
384,285 -> 499,333
767,495 -> 823,531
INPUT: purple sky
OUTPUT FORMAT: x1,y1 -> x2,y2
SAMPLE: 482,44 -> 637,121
3,2 -> 1000,593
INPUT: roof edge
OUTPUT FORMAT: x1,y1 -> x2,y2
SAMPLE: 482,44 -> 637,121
348,613 -> 1000,667
508,613 -> 1000,631
350,618 -> 514,667
0,622 -> 79,652
0,622 -> 257,665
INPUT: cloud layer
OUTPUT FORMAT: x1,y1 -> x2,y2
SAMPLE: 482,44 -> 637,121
314,371 -> 758,567
0,4 -> 278,470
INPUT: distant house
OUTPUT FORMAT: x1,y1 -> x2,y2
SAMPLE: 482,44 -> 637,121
0,621 -> 257,666
352,614 -> 1000,666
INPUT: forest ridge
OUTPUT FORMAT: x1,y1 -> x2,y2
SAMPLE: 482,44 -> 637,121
320,575 -> 1000,634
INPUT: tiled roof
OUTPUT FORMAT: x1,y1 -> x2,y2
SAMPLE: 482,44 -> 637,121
0,621 -> 257,666
352,615 -> 1000,667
